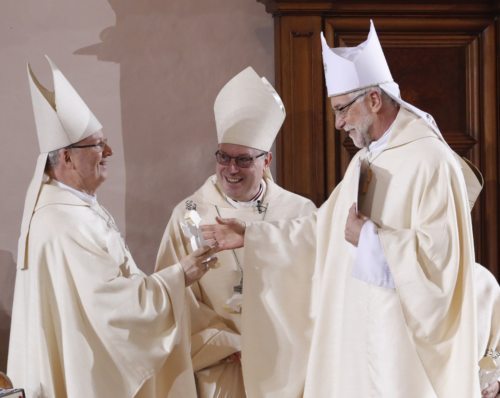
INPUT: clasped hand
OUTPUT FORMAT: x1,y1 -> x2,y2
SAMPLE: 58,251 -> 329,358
180,217 -> 245,286
345,203 -> 369,247
180,246 -> 218,286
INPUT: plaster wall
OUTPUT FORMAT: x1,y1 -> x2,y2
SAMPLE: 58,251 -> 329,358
0,0 -> 274,371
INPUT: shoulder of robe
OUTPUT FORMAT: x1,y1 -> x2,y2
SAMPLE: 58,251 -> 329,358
170,176 -> 219,216
32,201 -> 89,228
267,180 -> 316,209
30,202 -> 98,249
390,134 -> 456,173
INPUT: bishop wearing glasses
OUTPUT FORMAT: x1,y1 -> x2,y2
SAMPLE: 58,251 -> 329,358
8,56 -> 217,397
201,21 -> 487,397
155,66 -> 316,397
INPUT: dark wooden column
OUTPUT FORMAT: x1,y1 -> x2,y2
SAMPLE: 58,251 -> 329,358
275,15 -> 326,204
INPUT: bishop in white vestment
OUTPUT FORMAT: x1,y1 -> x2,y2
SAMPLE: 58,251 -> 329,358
8,56 -> 215,398
204,21 -> 485,397
155,67 -> 316,398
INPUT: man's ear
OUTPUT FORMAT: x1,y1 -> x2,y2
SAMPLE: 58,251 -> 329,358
368,90 -> 383,113
265,152 -> 273,168
62,148 -> 73,165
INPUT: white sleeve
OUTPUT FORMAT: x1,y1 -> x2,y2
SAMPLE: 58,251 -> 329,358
352,220 -> 395,289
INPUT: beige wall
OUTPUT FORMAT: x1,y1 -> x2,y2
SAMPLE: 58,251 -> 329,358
0,0 -> 274,371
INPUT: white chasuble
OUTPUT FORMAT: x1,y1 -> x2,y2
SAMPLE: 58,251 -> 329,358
245,108 -> 479,397
155,176 -> 316,397
8,182 -> 196,398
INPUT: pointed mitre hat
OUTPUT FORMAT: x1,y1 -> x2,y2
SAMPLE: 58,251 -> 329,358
321,20 -> 483,210
214,66 -> 286,153
17,56 -> 102,269
321,20 -> 393,97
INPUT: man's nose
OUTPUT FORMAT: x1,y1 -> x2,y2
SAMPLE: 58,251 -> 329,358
228,159 -> 240,172
334,113 -> 346,131
103,143 -> 113,156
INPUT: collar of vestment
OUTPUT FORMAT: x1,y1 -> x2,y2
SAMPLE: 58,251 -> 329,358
223,178 -> 267,209
358,107 -> 438,163
35,180 -> 94,212
383,108 -> 438,150
52,179 -> 97,205
366,119 -> 394,161
190,174 -> 279,209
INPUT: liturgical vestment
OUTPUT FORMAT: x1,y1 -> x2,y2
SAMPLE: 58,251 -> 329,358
8,182 -> 197,398
155,175 -> 316,397
244,108 -> 479,397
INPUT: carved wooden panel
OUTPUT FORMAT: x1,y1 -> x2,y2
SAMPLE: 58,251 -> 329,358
276,16 -> 325,205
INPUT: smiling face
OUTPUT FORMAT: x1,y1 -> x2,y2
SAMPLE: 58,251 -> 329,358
65,130 -> 113,195
215,143 -> 272,202
331,91 -> 375,149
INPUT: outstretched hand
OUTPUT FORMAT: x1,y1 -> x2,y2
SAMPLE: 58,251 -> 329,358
201,216 -> 246,251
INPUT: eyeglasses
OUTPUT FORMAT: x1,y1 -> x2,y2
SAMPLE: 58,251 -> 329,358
332,91 -> 367,118
68,139 -> 108,153
215,150 -> 267,168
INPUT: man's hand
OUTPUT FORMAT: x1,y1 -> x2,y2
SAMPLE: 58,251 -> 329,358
180,246 -> 218,286
201,217 -> 246,251
482,380 -> 500,398
345,203 -> 368,247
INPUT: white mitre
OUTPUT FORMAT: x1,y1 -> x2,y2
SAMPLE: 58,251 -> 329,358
17,55 -> 102,269
321,20 -> 483,209
321,20 -> 393,97
214,66 -> 285,152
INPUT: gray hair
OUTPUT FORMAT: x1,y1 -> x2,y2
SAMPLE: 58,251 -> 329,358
374,86 -> 397,104
45,149 -> 61,171
350,86 -> 397,107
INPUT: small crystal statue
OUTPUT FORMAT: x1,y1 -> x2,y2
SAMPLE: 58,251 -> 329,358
180,200 -> 217,265
479,349 -> 500,390
180,200 -> 206,252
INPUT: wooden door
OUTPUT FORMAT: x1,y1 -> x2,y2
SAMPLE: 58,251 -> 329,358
322,17 -> 498,275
